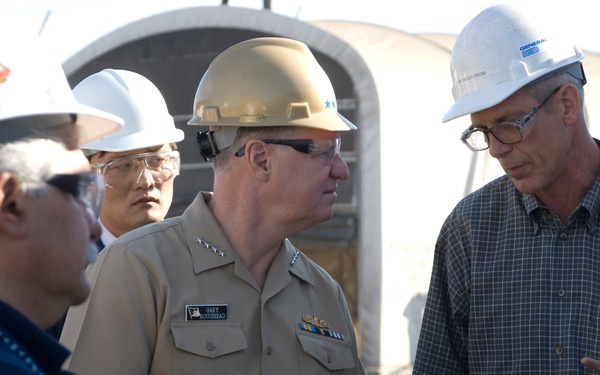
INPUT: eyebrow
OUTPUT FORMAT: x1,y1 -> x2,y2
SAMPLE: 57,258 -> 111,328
472,108 -> 527,129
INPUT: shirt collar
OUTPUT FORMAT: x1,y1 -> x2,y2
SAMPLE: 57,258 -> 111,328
580,138 -> 600,231
99,218 -> 118,247
181,192 -> 314,286
523,138 -> 600,232
0,299 -> 70,374
579,175 -> 600,232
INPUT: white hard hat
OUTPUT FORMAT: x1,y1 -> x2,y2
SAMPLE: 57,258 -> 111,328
443,4 -> 585,123
188,37 -> 355,160
0,35 -> 123,145
75,69 -> 184,153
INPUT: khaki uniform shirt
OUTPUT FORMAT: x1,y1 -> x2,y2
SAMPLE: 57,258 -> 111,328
61,192 -> 364,375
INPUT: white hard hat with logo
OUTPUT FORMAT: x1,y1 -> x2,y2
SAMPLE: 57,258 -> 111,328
74,69 -> 184,153
188,37 -> 356,161
443,4 -> 585,123
0,36 -> 123,145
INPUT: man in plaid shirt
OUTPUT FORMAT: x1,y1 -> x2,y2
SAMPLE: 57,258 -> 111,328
414,4 -> 600,374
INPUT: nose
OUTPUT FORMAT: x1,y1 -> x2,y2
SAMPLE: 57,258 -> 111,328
487,133 -> 511,159
134,168 -> 156,189
89,216 -> 102,241
75,199 -> 102,265
85,240 -> 100,266
330,153 -> 349,181
86,212 -> 102,265
79,200 -> 102,240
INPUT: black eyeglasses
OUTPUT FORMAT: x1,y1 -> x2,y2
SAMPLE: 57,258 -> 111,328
460,87 -> 561,151
234,138 -> 341,165
46,173 -> 105,218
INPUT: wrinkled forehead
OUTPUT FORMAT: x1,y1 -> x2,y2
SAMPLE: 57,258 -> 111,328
470,87 -> 537,126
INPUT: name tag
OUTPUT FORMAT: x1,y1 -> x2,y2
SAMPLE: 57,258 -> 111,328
185,304 -> 228,321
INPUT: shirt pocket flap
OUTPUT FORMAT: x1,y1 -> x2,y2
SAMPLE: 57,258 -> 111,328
296,330 -> 355,370
171,322 -> 248,358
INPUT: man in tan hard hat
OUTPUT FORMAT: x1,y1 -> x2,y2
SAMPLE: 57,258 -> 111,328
60,37 -> 364,374
73,69 -> 184,247
414,4 -> 600,374
0,36 -> 121,374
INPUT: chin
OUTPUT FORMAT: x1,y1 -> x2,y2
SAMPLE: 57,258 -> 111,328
315,210 -> 335,223
131,213 -> 163,228
510,179 -> 540,195
146,207 -> 169,221
70,279 -> 92,306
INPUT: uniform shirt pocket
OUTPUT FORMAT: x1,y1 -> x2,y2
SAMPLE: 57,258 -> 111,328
171,322 -> 247,358
296,330 -> 355,370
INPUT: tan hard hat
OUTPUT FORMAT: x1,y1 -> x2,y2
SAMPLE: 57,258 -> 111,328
188,37 -> 355,160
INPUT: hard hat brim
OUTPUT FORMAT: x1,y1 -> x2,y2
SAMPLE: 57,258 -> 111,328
188,111 -> 356,131
74,106 -> 124,146
82,126 -> 184,152
0,105 -> 123,146
442,81 -> 522,123
443,60 -> 586,123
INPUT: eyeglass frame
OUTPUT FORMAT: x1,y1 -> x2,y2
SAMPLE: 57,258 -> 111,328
90,150 -> 181,189
234,138 -> 342,165
45,173 -> 105,219
460,86 -> 561,151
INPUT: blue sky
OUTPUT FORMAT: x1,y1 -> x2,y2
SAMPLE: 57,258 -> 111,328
1,0 -> 597,62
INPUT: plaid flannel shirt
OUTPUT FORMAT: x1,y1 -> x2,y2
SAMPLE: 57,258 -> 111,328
414,171 -> 600,374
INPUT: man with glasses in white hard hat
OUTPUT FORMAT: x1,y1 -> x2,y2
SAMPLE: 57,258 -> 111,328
48,69 -> 184,340
0,36 -> 122,375
61,37 -> 364,375
414,4 -> 600,374
72,69 -> 184,248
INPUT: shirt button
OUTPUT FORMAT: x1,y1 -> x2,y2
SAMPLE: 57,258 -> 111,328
266,347 -> 272,355
559,231 -> 567,240
206,341 -> 215,351
557,288 -> 566,297
327,354 -> 332,364
556,346 -> 564,355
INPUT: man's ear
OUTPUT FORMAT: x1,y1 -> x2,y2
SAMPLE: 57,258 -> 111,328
0,173 -> 26,238
243,140 -> 270,181
559,84 -> 582,126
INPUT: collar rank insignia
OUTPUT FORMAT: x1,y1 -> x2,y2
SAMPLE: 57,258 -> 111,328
298,314 -> 345,341
196,237 -> 225,257
290,249 -> 299,266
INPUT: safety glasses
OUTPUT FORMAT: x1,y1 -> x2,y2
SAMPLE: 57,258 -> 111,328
235,138 -> 341,165
46,173 -> 105,218
91,151 -> 180,189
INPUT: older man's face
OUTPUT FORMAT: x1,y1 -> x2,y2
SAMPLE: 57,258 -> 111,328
26,147 -> 101,313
